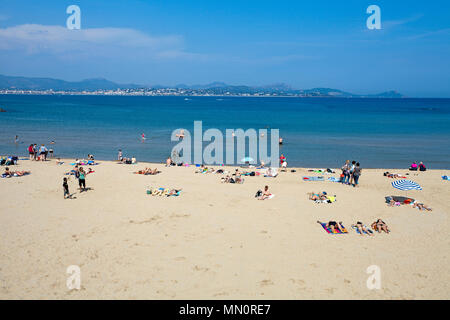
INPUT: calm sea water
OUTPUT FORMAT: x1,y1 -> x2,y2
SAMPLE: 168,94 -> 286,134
1,95 -> 450,169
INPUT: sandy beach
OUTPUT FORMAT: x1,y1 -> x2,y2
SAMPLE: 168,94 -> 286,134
0,158 -> 449,299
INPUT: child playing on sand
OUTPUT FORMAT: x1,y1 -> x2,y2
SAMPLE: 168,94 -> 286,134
63,177 -> 70,199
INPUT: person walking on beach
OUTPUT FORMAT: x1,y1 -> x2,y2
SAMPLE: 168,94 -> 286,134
78,167 -> 86,192
14,135 -> 19,144
63,177 -> 71,199
352,162 -> 361,187
118,149 -> 123,161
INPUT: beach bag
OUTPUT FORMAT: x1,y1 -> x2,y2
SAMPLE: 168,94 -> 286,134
255,190 -> 262,198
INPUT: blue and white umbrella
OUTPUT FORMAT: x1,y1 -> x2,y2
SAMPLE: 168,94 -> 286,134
391,180 -> 422,191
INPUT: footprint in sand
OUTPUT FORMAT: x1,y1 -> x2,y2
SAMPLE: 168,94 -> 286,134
174,257 -> 186,261
289,278 -> 305,286
325,287 -> 336,294
193,265 -> 209,272
213,292 -> 229,297
259,279 -> 274,287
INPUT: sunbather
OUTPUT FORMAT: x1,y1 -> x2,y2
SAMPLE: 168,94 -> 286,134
308,192 -> 328,201
412,201 -> 432,211
384,172 -> 406,179
352,221 -> 373,236
318,220 -> 345,233
371,219 -> 390,233
258,185 -> 271,200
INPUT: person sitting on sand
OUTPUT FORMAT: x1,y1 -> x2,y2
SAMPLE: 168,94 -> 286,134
3,167 -> 12,177
323,220 -> 345,233
371,219 -> 390,233
409,161 -> 418,171
258,185 -> 271,200
352,221 -> 373,236
166,157 -> 173,167
419,162 -> 426,171
234,169 -> 244,184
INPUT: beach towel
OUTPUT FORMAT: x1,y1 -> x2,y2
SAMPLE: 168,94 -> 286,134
351,225 -> 373,235
319,222 -> 348,234
327,177 -> 341,183
442,176 -> 449,180
303,176 -> 324,181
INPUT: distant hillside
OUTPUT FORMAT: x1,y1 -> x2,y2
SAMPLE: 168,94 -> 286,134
0,74 -> 404,97
0,74 -> 140,91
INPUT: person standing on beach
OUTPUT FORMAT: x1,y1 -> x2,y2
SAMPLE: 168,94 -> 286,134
352,163 -> 361,187
78,167 -> 86,192
349,160 -> 356,185
341,160 -> 350,184
14,135 -> 19,144
28,144 -> 34,160
33,144 -> 38,160
63,177 -> 71,199
39,144 -> 48,161
118,149 -> 123,161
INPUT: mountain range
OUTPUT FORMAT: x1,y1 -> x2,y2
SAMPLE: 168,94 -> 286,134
0,74 -> 404,98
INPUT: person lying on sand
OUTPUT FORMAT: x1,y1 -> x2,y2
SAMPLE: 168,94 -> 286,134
371,219 -> 390,233
136,168 -> 159,175
351,221 -> 373,236
2,167 -> 30,177
308,192 -> 328,201
411,201 -> 432,211
166,188 -> 182,196
258,185 -> 271,200
318,220 -> 345,233
384,172 -> 406,179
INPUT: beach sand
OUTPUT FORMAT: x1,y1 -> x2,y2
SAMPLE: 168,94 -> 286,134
0,159 -> 449,299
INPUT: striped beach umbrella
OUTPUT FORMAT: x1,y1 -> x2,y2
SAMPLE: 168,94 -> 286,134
391,180 -> 422,191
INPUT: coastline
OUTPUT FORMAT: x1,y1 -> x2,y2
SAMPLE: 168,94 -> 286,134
1,158 -> 449,299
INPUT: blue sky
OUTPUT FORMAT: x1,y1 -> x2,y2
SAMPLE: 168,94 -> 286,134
0,0 -> 449,96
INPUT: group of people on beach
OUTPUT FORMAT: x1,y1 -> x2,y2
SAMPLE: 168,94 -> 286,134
409,161 -> 427,171
317,219 -> 390,235
63,165 -> 89,199
27,143 -> 53,161
340,160 -> 361,187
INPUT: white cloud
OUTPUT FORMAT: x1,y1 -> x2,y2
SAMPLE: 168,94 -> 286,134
0,24 -> 195,59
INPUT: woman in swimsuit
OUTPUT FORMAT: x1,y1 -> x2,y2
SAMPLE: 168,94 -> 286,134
325,221 -> 344,233
352,221 -> 373,236
372,219 -> 390,233
258,185 -> 271,200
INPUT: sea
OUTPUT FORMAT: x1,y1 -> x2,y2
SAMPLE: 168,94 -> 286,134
1,94 -> 450,169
